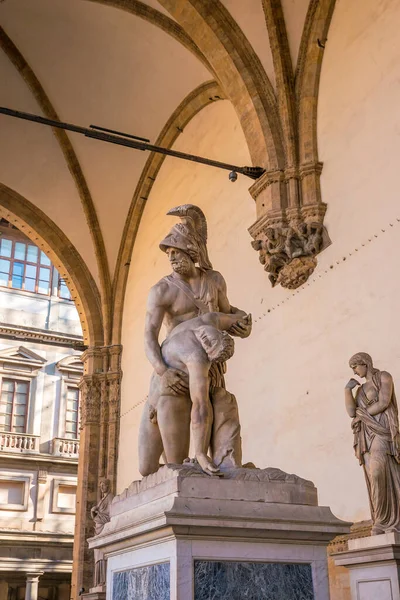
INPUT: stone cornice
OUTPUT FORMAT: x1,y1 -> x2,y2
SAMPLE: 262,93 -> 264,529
248,169 -> 285,201
0,530 -> 74,544
0,453 -> 78,467
299,161 -> 324,178
0,323 -> 85,350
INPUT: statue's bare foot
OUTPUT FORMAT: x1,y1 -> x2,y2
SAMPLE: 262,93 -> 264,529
196,453 -> 220,475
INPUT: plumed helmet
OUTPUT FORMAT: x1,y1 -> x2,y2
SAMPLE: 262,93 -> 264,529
159,204 -> 213,270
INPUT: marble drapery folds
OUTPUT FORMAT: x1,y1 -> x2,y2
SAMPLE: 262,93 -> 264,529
347,354 -> 400,535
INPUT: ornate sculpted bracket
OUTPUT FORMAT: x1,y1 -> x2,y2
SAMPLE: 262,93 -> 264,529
248,162 -> 330,289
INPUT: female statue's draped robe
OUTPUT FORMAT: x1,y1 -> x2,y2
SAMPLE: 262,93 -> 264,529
353,372 -> 400,533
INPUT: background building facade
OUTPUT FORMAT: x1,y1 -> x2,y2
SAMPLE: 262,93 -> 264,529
0,220 -> 83,600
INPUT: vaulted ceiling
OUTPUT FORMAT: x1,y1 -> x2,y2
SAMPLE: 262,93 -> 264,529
0,0 -> 334,344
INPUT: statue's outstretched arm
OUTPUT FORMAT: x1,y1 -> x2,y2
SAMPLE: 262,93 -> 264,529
213,311 -> 250,332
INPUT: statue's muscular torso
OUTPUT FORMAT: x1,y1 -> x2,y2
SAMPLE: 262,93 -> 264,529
151,268 -> 231,335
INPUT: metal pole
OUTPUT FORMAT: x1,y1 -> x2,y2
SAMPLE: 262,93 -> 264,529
0,107 -> 265,181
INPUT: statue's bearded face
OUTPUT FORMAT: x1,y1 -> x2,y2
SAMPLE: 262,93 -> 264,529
166,247 -> 193,275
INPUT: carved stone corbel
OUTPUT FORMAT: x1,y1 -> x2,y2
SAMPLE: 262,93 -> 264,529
248,160 -> 330,289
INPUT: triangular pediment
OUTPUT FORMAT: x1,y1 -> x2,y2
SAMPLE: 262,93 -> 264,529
0,345 -> 46,369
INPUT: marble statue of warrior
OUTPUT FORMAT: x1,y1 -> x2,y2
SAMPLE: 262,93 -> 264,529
140,204 -> 251,476
345,353 -> 400,534
91,479 -> 113,586
140,310 -> 249,475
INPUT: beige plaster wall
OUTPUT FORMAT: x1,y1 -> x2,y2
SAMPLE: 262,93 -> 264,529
119,0 -> 400,523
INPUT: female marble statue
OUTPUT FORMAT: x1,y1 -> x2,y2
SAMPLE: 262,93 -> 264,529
345,352 -> 400,534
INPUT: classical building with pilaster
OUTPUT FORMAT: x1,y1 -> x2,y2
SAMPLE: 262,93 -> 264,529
0,220 -> 83,600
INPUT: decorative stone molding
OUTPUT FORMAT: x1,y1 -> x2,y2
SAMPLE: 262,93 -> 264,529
107,376 -> 121,423
57,355 -> 84,376
248,161 -> 329,289
249,161 -> 329,288
79,376 -> 102,427
37,470 -> 47,485
0,323 -> 85,349
0,345 -> 46,373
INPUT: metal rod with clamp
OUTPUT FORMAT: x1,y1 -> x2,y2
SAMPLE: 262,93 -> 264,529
0,107 -> 265,182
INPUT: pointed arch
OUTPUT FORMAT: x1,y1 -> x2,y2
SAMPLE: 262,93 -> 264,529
0,182 -> 104,346
0,26 -> 112,343
157,0 -> 284,170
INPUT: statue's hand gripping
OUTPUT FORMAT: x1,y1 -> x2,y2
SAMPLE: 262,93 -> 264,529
161,368 -> 189,396
228,313 -> 252,338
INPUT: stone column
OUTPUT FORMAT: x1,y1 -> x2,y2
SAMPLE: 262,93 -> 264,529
25,572 -> 43,600
71,345 -> 122,600
0,580 -> 8,600
71,348 -> 103,599
106,345 -> 122,490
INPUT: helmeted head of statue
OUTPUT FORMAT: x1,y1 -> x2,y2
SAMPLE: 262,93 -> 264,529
159,204 -> 213,271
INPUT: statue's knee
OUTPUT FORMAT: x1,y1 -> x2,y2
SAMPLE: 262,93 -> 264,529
369,460 -> 383,484
139,460 -> 158,477
138,449 -> 160,477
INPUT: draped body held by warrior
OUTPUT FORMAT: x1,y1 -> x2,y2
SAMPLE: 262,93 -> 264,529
345,352 -> 400,534
139,205 -> 251,476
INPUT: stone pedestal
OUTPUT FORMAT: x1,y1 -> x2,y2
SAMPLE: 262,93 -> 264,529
333,533 -> 400,600
89,464 -> 350,600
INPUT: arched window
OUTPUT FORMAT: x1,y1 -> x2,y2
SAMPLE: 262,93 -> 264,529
0,235 -> 52,295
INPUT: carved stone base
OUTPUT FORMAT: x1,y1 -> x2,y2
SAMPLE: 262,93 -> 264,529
89,464 -> 350,599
